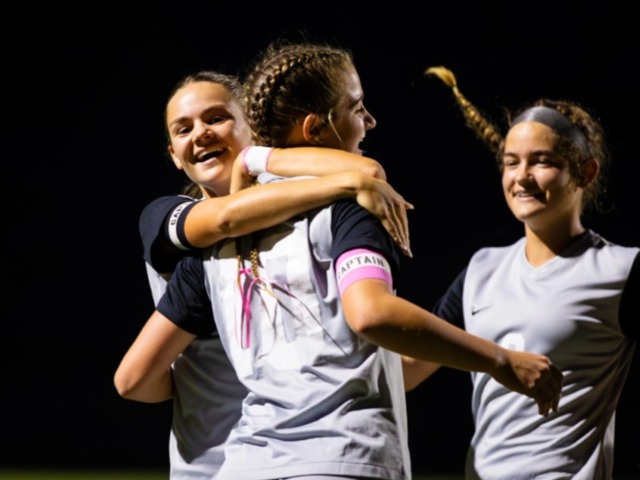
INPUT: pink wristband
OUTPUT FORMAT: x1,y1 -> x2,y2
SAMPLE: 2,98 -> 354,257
241,146 -> 273,176
335,248 -> 392,296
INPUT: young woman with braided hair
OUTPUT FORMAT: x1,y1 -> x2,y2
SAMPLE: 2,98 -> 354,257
420,66 -> 639,480
118,69 -> 413,479
120,43 -> 561,479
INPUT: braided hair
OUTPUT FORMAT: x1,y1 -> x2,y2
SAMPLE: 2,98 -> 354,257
243,41 -> 355,147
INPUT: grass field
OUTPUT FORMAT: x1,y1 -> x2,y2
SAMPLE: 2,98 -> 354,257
0,471 -> 465,480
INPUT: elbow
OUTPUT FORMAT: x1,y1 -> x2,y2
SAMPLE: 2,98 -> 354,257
114,367 -> 153,402
114,366 -> 173,403
362,161 -> 386,180
114,369 -> 138,400
344,302 -> 388,338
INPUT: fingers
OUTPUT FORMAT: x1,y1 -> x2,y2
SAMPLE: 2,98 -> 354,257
361,180 -> 413,256
391,194 -> 412,257
534,363 -> 563,417
391,200 -> 411,257
536,400 -> 550,416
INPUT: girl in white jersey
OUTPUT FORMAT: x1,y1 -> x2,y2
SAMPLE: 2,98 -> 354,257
119,42 -> 562,480
121,70 -> 414,479
421,66 -> 639,480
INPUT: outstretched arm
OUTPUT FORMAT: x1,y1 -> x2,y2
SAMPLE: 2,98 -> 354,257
341,279 -> 562,415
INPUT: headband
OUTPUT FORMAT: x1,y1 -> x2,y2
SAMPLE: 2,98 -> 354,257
512,106 -> 590,158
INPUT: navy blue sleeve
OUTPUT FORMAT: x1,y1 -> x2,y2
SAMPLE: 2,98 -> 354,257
432,267 -> 467,329
139,195 -> 199,274
156,256 -> 217,338
620,251 -> 640,340
330,199 -> 402,288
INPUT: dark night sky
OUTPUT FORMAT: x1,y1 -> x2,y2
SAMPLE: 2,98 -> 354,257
3,2 -> 639,476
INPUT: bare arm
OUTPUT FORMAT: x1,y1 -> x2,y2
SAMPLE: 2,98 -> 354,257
401,356 -> 442,392
266,147 -> 386,180
342,279 -> 562,415
186,147 -> 412,254
114,310 -> 196,403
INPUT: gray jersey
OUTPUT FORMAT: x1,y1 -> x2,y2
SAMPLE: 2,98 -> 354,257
437,231 -> 638,480
161,199 -> 410,479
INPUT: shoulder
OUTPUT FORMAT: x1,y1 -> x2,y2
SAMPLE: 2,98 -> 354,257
139,195 -> 200,274
588,230 -> 640,272
139,195 -> 196,226
469,238 -> 523,265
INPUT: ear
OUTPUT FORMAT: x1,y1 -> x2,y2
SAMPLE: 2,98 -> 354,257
580,158 -> 599,187
302,114 -> 326,145
168,145 -> 184,171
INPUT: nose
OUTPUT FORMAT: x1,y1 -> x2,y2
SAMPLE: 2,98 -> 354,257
193,121 -> 215,144
515,164 -> 533,184
364,108 -> 376,131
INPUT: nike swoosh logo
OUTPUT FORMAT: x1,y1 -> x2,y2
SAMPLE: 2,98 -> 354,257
471,305 -> 491,315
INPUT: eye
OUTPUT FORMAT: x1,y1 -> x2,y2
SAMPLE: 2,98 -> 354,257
207,115 -> 228,125
534,153 -> 563,168
171,124 -> 191,137
502,156 -> 518,168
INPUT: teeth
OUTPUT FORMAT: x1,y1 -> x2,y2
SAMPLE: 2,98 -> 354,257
199,150 -> 223,161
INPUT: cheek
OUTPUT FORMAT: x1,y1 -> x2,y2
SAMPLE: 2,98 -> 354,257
170,138 -> 189,159
538,171 -> 572,191
342,120 -> 361,148
501,171 -> 514,190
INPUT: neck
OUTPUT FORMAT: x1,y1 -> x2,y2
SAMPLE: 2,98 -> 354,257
523,217 -> 585,267
200,183 -> 231,199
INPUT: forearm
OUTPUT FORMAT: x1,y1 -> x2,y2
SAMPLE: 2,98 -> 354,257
268,147 -> 386,180
114,367 -> 174,403
344,281 -> 561,414
343,282 -> 506,375
185,172 -> 370,248
401,356 -> 442,391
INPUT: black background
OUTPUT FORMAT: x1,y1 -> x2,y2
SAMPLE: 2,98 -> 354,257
3,2 -> 639,477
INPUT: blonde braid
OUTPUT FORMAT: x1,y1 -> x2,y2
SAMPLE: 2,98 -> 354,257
425,66 -> 503,155
235,236 -> 274,296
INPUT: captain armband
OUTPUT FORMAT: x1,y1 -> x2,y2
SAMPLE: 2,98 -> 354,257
167,201 -> 196,250
335,248 -> 393,296
241,146 -> 274,176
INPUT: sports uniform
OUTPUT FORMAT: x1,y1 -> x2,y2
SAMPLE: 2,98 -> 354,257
434,230 -> 639,480
158,197 -> 411,480
140,195 -> 247,479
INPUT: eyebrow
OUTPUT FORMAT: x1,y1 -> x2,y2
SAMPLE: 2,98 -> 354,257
168,105 -> 231,128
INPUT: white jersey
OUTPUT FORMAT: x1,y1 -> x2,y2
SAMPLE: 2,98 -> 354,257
159,199 -> 411,480
435,230 -> 639,480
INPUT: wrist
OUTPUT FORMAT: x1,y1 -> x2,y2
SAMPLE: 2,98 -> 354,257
241,146 -> 273,176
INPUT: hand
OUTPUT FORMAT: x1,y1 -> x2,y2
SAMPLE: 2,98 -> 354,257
493,349 -> 563,416
355,177 -> 414,257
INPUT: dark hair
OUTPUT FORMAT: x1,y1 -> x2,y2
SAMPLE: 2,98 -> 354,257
426,66 -> 611,214
164,71 -> 245,197
243,41 -> 354,147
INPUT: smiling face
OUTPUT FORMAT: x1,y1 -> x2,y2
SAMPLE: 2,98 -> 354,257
501,121 -> 585,232
166,81 -> 252,197
316,66 -> 377,154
